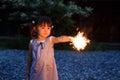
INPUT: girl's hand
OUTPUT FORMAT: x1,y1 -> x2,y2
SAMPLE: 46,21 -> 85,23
69,36 -> 74,42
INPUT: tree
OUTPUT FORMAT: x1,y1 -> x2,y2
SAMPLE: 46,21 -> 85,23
0,0 -> 93,36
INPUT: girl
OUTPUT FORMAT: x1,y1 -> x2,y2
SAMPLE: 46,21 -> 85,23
26,16 -> 72,80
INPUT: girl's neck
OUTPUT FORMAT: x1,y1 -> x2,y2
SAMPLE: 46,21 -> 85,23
37,36 -> 46,41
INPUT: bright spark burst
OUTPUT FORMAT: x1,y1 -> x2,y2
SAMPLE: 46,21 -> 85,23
71,31 -> 90,51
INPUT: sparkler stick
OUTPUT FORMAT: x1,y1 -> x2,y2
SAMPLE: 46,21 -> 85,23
70,31 -> 90,51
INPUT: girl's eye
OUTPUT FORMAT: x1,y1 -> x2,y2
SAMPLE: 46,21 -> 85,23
41,27 -> 44,29
48,27 -> 51,29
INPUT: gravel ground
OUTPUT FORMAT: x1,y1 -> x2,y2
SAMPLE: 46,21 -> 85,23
0,50 -> 120,80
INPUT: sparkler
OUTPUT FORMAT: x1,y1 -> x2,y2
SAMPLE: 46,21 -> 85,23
70,31 -> 90,51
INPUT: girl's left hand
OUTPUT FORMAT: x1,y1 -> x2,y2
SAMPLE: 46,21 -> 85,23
69,36 -> 74,42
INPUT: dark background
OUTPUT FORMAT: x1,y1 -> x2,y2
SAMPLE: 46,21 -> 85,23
74,0 -> 120,42
0,0 -> 120,43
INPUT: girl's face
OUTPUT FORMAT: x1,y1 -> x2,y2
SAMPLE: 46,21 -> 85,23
37,23 -> 51,39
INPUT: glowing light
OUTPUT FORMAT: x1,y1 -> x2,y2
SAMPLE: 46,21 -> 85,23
71,31 -> 90,51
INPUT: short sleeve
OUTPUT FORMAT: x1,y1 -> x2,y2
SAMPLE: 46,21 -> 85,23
49,36 -> 52,41
49,36 -> 55,45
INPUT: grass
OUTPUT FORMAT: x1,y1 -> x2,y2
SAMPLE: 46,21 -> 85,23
0,36 -> 30,50
54,41 -> 120,51
0,38 -> 120,51
84,42 -> 120,51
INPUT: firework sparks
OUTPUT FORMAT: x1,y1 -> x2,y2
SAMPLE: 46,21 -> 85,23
71,31 -> 90,51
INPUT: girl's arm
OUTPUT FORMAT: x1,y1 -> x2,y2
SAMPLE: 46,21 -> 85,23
51,36 -> 72,44
26,43 -> 32,78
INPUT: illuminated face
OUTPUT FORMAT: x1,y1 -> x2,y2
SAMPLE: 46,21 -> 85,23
37,23 -> 51,39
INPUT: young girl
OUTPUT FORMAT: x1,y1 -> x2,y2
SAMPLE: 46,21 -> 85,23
26,16 -> 72,80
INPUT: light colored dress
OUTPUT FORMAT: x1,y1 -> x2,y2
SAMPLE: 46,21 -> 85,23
30,36 -> 58,80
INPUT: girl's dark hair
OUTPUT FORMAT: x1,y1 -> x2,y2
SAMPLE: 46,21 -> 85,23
36,16 -> 52,27
30,16 -> 54,39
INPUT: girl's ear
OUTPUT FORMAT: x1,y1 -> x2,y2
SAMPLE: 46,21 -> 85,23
50,29 -> 54,36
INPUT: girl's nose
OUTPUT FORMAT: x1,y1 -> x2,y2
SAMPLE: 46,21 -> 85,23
44,28 -> 49,32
